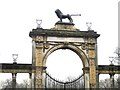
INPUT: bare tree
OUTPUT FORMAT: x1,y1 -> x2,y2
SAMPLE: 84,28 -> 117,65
114,47 -> 120,57
66,76 -> 75,82
0,79 -> 30,89
99,78 -> 117,89
99,79 -> 110,88
114,47 -> 120,88
65,75 -> 84,88
116,76 -> 120,88
17,79 -> 30,88
0,79 -> 12,89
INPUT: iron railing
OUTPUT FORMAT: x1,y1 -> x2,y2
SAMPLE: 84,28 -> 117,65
45,73 -> 84,89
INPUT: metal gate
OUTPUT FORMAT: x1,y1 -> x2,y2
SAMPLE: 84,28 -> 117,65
45,73 -> 84,89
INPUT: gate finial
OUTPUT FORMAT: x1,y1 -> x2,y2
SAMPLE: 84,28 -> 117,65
36,19 -> 42,28
86,22 -> 92,30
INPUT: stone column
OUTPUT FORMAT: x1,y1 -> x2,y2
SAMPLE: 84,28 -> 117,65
88,49 -> 96,88
89,59 -> 96,88
34,41 -> 44,89
35,66 -> 42,88
84,72 -> 89,88
83,67 -> 89,88
31,41 -> 36,90
42,67 -> 47,88
29,73 -> 32,89
96,73 -> 99,88
12,73 -> 17,89
109,74 -> 114,88
31,72 -> 35,90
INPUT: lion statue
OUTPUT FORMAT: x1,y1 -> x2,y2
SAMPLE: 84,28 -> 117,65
55,9 -> 73,23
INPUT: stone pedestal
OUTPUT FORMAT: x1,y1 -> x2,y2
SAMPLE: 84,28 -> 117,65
51,22 -> 78,31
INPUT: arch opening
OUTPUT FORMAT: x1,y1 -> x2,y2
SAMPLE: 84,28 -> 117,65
46,49 -> 83,81
43,44 -> 89,68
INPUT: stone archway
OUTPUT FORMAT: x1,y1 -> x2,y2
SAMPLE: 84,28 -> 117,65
29,22 -> 100,89
43,44 -> 89,88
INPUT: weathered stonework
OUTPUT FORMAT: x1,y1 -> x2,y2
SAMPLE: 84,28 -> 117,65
35,66 -> 42,88
88,50 -> 95,59
89,59 -> 96,88
29,22 -> 100,89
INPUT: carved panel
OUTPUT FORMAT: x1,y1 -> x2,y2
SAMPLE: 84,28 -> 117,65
88,50 -> 95,59
89,59 -> 96,87
47,37 -> 84,43
35,66 -> 42,88
35,48 -> 43,66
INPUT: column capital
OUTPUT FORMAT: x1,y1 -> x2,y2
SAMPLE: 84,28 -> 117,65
82,67 -> 89,73
12,73 -> 17,77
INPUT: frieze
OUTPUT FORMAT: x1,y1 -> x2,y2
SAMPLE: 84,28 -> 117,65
47,36 -> 84,43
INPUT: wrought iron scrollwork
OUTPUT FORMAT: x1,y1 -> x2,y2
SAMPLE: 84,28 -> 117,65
45,73 -> 84,89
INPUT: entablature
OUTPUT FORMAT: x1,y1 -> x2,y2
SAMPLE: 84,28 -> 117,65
29,28 -> 100,39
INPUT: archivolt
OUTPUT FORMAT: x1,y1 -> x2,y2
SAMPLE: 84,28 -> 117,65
43,44 -> 89,68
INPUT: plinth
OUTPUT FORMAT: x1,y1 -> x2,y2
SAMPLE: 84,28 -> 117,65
51,22 -> 79,31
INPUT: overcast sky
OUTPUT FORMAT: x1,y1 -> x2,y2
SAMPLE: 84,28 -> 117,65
0,0 -> 119,82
